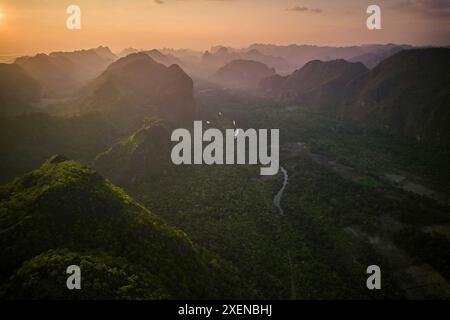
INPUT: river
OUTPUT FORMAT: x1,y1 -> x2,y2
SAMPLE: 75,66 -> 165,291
273,166 -> 296,298
273,166 -> 288,216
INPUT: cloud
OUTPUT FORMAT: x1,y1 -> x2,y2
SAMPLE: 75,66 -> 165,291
286,6 -> 323,13
154,0 -> 164,4
392,0 -> 450,19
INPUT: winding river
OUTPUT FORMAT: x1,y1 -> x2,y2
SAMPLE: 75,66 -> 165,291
273,166 -> 288,216
273,166 -> 296,298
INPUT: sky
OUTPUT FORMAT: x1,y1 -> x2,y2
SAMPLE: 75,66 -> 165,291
0,0 -> 449,55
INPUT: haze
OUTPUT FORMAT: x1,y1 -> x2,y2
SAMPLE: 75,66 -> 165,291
0,0 -> 449,55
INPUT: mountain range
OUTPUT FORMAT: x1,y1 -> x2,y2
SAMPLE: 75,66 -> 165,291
202,46 -> 291,74
248,43 -> 413,70
14,46 -> 117,97
1,44 -> 449,147
0,42 -> 449,299
260,48 -> 450,147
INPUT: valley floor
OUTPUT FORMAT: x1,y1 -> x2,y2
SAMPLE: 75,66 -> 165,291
121,87 -> 450,299
1,86 -> 449,299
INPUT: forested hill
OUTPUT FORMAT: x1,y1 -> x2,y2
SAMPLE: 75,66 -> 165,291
0,156 -> 248,299
260,48 -> 450,147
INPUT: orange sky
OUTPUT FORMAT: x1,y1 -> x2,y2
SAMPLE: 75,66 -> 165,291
0,0 -> 449,55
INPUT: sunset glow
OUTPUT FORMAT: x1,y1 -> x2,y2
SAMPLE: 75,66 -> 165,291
0,0 -> 449,54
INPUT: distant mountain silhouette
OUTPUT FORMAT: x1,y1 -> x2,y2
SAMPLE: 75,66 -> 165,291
202,47 -> 291,73
248,43 -> 412,69
143,49 -> 182,66
78,53 -> 197,129
15,46 -> 117,97
215,59 -> 276,89
119,47 -> 140,57
119,49 -> 182,67
260,59 -> 368,109
160,48 -> 203,65
348,45 -> 409,69
0,63 -> 42,116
